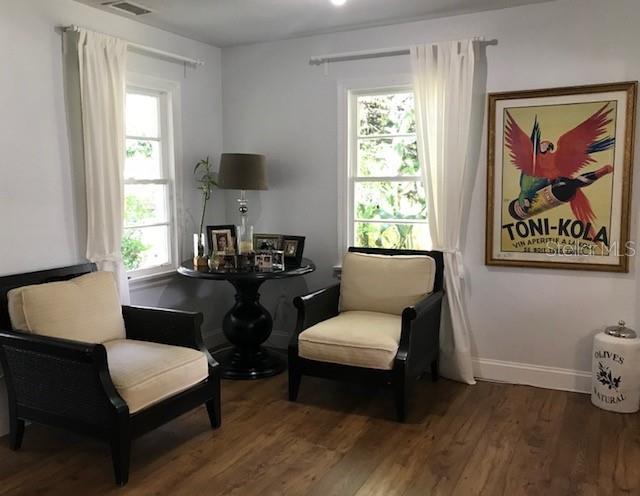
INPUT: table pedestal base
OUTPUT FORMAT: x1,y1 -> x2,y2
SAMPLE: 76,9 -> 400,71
213,347 -> 285,380
216,279 -> 286,379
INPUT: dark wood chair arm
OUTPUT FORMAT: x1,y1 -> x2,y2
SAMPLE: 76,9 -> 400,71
292,284 -> 341,338
0,330 -> 128,425
397,290 -> 444,373
122,305 -> 218,369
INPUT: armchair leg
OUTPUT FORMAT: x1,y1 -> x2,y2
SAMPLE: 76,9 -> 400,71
288,347 -> 301,401
431,358 -> 439,382
394,384 -> 406,423
206,397 -> 221,429
288,368 -> 301,401
9,417 -> 25,451
110,431 -> 131,486
394,368 -> 407,423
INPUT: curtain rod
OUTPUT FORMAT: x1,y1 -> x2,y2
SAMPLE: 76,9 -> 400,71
63,25 -> 205,67
309,37 -> 489,65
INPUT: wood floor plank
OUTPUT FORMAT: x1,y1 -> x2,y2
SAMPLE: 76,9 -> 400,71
0,375 -> 638,495
451,384 -> 532,496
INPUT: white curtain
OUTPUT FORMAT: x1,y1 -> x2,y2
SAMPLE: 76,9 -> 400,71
77,29 -> 130,303
411,40 -> 477,384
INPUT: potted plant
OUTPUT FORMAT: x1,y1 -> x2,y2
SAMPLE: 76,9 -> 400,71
193,156 -> 217,266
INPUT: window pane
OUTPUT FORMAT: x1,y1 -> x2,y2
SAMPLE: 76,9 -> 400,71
124,184 -> 168,227
358,137 -> 419,177
355,222 -> 429,250
122,225 -> 170,271
126,93 -> 159,138
125,139 -> 162,179
355,181 -> 426,221
358,92 -> 415,136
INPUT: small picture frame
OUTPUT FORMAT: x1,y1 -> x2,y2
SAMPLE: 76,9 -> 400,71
271,250 -> 285,271
253,234 -> 282,252
206,225 -> 237,255
281,235 -> 305,267
255,251 -> 273,271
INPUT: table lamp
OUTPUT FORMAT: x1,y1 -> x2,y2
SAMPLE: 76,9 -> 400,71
217,153 -> 268,254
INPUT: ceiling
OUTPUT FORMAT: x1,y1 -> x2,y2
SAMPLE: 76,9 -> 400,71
76,0 -> 553,47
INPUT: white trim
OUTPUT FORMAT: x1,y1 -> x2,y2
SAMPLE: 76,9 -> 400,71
354,219 -> 428,225
125,73 -> 183,280
472,357 -> 592,394
354,176 -> 422,182
128,268 -> 177,290
203,329 -> 290,351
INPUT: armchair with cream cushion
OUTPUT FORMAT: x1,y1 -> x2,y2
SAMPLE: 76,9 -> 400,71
0,264 -> 220,486
289,247 -> 444,422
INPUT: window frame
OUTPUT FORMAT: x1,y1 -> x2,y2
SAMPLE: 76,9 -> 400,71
124,73 -> 182,284
337,77 -> 427,258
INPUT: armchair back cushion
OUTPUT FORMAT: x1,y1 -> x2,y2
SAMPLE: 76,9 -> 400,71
339,252 -> 436,315
7,271 -> 125,343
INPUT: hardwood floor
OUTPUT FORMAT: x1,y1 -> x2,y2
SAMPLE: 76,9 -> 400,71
1,375 -> 639,495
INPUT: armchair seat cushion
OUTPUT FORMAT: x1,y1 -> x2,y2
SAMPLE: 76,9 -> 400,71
104,339 -> 208,414
298,311 -> 401,370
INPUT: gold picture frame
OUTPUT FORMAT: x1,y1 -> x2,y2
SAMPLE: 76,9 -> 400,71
486,81 -> 636,272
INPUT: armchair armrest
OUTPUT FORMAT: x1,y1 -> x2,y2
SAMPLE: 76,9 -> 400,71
397,290 -> 444,374
292,284 -> 341,337
122,306 -> 218,369
0,330 -> 127,429
122,305 -> 204,349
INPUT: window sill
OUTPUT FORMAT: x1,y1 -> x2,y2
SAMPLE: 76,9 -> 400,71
128,268 -> 177,291
332,265 -> 342,279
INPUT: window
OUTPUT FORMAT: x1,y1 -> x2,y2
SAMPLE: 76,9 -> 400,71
123,79 -> 179,279
344,88 -> 429,250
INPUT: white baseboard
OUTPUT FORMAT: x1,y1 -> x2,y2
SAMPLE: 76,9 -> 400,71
203,329 -> 290,350
472,357 -> 591,394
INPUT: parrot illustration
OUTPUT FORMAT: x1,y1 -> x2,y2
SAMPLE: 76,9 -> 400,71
505,103 -> 615,228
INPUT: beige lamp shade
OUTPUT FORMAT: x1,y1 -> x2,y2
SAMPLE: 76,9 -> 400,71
218,153 -> 268,191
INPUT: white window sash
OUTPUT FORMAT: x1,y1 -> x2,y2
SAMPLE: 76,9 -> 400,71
337,76 -> 421,258
124,74 -> 182,282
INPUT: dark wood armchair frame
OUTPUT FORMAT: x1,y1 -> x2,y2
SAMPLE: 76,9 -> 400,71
0,264 -> 221,486
288,247 -> 444,422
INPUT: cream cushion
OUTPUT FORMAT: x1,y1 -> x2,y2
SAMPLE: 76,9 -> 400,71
339,252 -> 436,315
7,271 -> 125,343
298,311 -> 401,370
104,339 -> 208,414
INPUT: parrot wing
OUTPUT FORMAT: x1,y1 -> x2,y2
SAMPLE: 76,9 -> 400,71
570,189 -> 596,234
505,110 -> 542,176
555,104 -> 615,177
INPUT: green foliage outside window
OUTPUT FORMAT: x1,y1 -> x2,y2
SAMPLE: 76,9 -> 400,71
122,194 -> 155,270
121,141 -> 156,270
355,93 -> 427,250
126,140 -> 153,159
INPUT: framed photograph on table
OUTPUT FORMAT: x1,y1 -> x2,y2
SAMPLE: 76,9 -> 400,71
206,224 -> 237,255
253,234 -> 282,251
486,81 -> 636,272
282,236 -> 305,267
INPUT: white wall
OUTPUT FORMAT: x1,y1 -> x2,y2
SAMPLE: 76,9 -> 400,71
221,0 -> 640,389
0,0 -> 230,436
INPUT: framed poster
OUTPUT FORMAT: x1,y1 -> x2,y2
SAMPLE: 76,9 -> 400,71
486,82 -> 636,272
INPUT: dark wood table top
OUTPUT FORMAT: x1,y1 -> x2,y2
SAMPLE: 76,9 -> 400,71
177,258 -> 315,281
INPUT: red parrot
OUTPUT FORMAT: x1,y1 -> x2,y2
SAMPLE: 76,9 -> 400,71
505,103 -> 615,229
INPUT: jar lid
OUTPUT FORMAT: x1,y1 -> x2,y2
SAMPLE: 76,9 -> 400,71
605,320 -> 637,339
